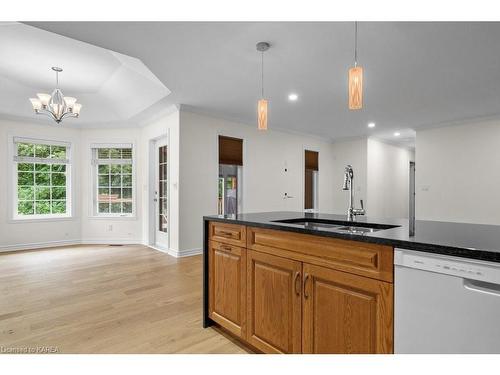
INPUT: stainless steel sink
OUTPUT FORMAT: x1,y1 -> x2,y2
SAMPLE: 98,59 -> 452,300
271,218 -> 399,233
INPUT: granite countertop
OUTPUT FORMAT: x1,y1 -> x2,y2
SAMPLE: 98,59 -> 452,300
204,211 -> 500,263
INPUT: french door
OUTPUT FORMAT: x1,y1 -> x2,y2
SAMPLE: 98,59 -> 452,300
154,137 -> 168,249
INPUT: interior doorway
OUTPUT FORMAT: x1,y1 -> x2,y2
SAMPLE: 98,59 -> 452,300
304,150 -> 319,211
218,135 -> 243,216
154,137 -> 168,249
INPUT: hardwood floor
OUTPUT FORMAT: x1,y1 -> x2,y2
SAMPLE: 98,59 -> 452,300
0,245 -> 250,353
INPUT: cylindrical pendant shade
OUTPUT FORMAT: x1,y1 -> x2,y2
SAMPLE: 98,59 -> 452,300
348,66 -> 363,110
257,99 -> 268,130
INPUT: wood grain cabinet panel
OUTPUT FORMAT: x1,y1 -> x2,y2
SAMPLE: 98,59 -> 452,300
209,221 -> 246,247
209,241 -> 246,338
302,263 -> 393,354
246,250 -> 302,353
247,226 -> 394,282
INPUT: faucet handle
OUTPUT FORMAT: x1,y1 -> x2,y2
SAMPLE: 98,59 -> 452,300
360,199 -> 364,210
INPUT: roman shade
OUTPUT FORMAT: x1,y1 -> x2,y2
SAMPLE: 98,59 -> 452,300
305,150 -> 318,171
219,136 -> 243,166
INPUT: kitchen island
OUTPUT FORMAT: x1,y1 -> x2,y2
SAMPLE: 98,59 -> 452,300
202,211 -> 500,354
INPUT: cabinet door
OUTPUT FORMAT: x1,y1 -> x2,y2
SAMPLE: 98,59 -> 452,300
209,241 -> 246,338
246,250 -> 302,353
302,263 -> 393,354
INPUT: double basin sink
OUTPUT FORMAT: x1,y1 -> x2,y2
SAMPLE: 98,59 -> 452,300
272,218 -> 399,235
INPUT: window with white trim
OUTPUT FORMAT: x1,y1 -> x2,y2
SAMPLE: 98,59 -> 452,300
13,137 -> 71,219
92,144 -> 134,216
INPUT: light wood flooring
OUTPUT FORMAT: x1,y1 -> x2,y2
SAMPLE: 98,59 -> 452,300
0,244 -> 250,353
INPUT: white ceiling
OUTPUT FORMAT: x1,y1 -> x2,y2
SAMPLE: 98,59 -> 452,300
0,22 -> 170,126
9,22 -> 500,144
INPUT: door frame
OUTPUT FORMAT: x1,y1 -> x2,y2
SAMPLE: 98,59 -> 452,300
148,133 -> 170,251
302,146 -> 320,212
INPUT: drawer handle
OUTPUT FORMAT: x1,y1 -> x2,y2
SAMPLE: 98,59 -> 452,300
303,273 -> 310,299
220,245 -> 232,252
218,230 -> 234,237
294,272 -> 301,296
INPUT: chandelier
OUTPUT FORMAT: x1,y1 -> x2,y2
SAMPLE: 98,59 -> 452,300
29,67 -> 82,124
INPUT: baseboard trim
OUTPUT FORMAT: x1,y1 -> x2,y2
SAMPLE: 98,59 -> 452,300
81,239 -> 143,245
0,239 -> 143,253
0,240 -> 198,257
167,248 -> 202,258
147,244 -> 169,253
0,239 -> 81,253
146,245 -> 200,258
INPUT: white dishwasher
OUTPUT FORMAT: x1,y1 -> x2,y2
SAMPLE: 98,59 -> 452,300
394,248 -> 500,354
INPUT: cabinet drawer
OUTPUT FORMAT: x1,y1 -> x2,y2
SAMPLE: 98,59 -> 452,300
210,240 -> 244,256
209,221 -> 246,247
247,226 -> 394,282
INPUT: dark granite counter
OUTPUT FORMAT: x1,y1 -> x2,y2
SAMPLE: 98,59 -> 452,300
203,211 -> 500,263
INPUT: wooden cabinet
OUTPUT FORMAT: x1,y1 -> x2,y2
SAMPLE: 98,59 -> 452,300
246,250 -> 302,353
302,263 -> 393,354
207,222 -> 394,354
208,241 -> 246,338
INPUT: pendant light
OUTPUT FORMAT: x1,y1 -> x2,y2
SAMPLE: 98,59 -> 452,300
348,21 -> 363,110
256,41 -> 270,130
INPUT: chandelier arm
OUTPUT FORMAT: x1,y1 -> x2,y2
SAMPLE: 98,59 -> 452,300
60,112 -> 77,120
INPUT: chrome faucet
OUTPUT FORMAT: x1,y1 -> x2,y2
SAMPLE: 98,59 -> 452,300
342,165 -> 365,221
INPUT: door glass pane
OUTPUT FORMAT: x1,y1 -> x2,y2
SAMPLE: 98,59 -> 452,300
158,145 -> 168,233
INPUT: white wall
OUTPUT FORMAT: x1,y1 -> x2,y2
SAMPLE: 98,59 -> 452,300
79,127 -> 144,244
0,119 -> 82,250
0,110 -> 178,251
367,138 -> 414,219
416,119 -> 500,225
178,110 -> 336,253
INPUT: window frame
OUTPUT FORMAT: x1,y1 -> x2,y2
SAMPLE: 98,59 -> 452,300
90,142 -> 136,219
10,136 -> 73,222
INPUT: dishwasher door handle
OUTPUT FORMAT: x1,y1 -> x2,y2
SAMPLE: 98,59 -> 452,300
463,279 -> 500,298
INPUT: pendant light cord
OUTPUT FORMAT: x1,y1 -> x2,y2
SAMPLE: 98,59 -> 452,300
261,51 -> 265,98
56,70 -> 59,87
354,21 -> 358,67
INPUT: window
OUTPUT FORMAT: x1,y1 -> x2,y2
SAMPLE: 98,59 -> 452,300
92,144 -> 134,217
13,137 -> 71,219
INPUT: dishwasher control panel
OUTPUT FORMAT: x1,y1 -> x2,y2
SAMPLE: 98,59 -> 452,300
394,248 -> 500,284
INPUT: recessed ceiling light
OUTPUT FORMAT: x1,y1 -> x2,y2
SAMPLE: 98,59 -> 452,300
288,93 -> 298,101
368,122 -> 375,128
394,132 -> 401,137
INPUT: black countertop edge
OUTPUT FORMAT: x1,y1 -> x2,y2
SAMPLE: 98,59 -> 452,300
203,213 -> 500,264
